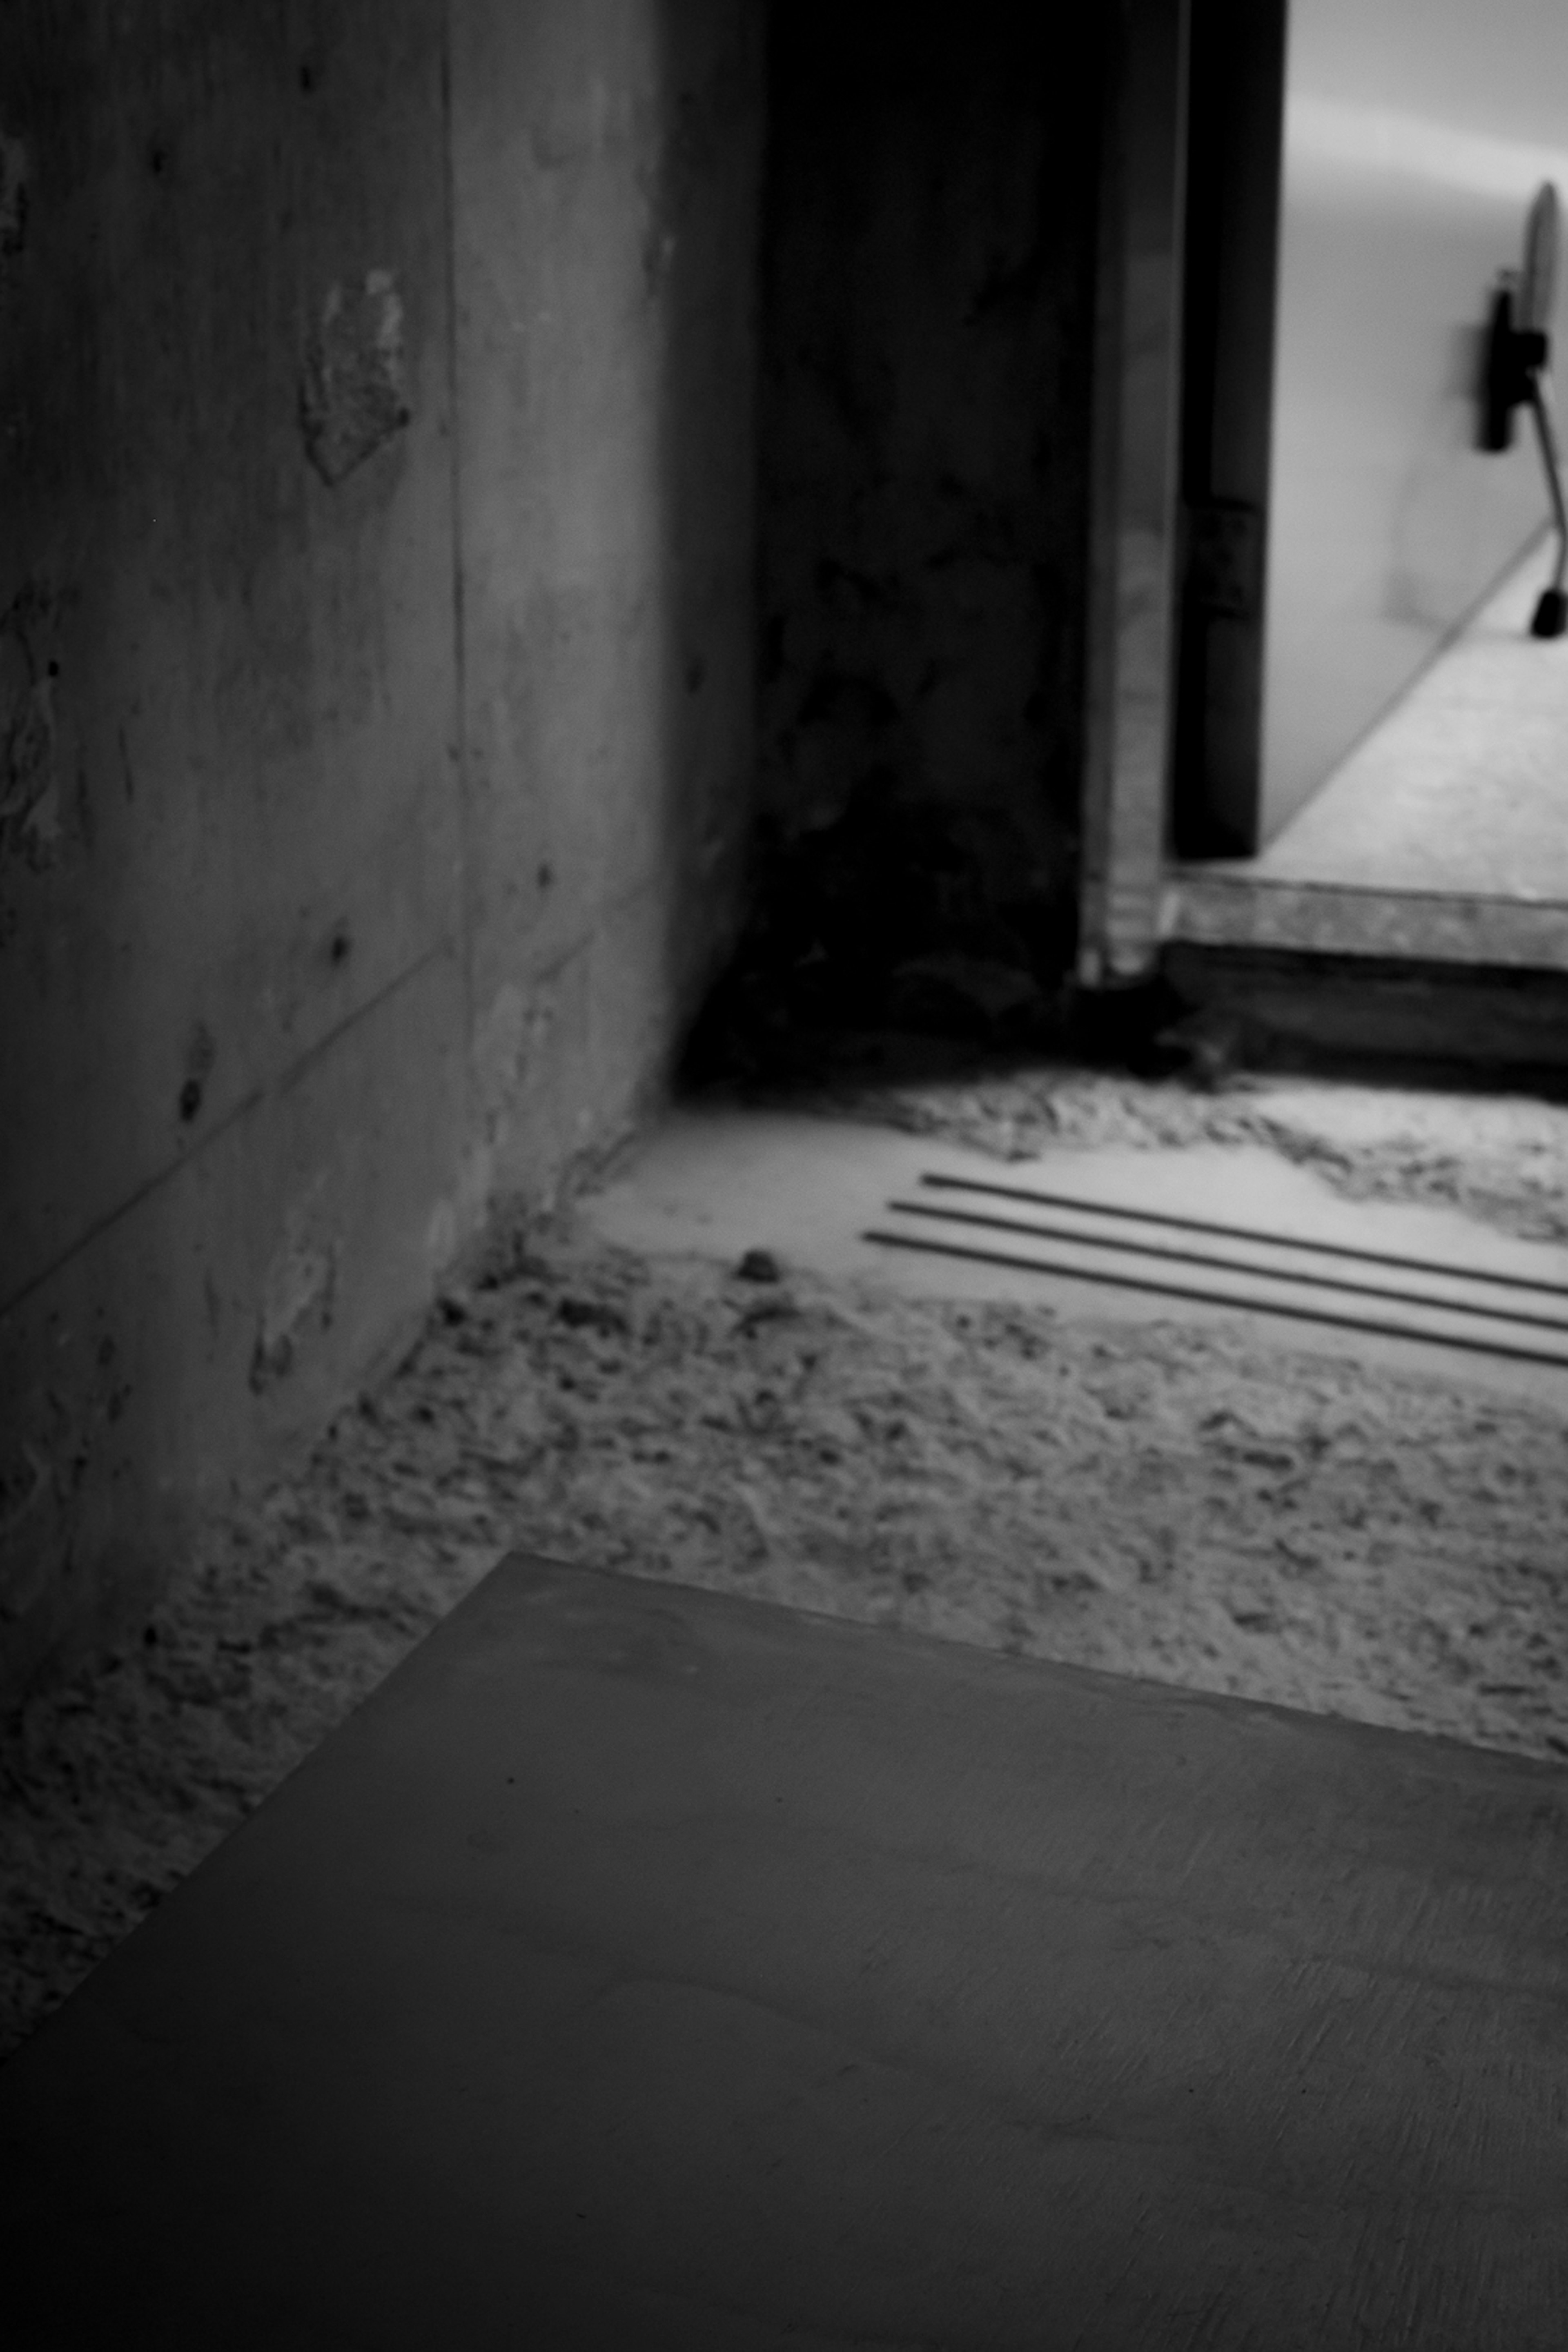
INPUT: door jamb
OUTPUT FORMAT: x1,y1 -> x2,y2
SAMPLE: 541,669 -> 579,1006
1076,0 -> 1190,987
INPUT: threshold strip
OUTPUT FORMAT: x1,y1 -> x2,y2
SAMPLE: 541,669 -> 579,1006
860,1229 -> 1568,1371
917,1171 -> 1568,1303
884,1199 -> 1568,1338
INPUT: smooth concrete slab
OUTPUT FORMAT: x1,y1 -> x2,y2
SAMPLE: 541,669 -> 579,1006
3,1556 -> 1567,2348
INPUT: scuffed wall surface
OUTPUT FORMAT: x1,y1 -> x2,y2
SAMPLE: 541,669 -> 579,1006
0,1 -> 465,1695
449,0 -> 762,1198
752,6 -> 1099,1029
0,0 -> 763,1698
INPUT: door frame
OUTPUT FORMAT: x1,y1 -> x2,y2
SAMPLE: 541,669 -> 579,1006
1076,0 -> 1290,980
1076,0 -> 1190,987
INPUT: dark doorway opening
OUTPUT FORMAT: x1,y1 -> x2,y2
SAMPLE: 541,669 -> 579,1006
690,3 -> 1105,1079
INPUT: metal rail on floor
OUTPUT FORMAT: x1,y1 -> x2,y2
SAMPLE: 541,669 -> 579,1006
861,1225 -> 1568,1371
884,1198 -> 1568,1338
915,1171 -> 1568,1301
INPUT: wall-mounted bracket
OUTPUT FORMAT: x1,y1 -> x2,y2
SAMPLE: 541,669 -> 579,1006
1480,281 -> 1545,453
1480,184 -> 1567,638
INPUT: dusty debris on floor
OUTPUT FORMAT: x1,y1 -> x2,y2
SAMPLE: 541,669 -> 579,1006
765,1046 -> 1568,1242
4,1056 -> 1568,2059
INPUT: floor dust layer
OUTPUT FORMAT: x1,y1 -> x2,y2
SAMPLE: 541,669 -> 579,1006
793,1057 -> 1568,1242
4,1061 -> 1568,2059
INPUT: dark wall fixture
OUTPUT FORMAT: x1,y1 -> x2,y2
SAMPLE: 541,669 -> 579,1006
1479,185 -> 1568,637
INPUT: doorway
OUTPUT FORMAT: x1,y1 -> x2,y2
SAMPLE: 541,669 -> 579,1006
1167,0 -> 1568,976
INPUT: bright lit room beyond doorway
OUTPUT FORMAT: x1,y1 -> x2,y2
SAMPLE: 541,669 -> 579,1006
1167,532 -> 1568,971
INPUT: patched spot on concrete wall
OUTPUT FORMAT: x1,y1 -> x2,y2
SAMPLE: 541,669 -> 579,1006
0,584 -> 67,879
300,270 -> 410,486
0,1323 -> 134,1640
250,1222 -> 337,1392
178,1021 -> 216,1125
0,131 -> 27,273
0,1432 -> 51,1626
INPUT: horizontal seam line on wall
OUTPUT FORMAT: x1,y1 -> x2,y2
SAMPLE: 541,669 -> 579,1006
1,939 -> 455,1324
272,936 -> 452,1102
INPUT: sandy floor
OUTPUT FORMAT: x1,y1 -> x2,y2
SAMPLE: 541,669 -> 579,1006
4,1055 -> 1568,2059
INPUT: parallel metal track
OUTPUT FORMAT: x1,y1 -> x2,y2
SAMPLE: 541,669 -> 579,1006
862,1227 -> 1568,1370
884,1198 -> 1568,1338
915,1171 -> 1568,1302
861,1173 -> 1568,1370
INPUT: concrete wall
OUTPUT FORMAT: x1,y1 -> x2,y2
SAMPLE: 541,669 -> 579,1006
751,6 -> 1100,1026
0,0 -> 762,1699
452,0 -> 760,1193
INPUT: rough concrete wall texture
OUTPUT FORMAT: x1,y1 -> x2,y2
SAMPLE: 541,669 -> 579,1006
758,5 -> 1100,1010
0,1 -> 763,1700
450,0 -> 762,1202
